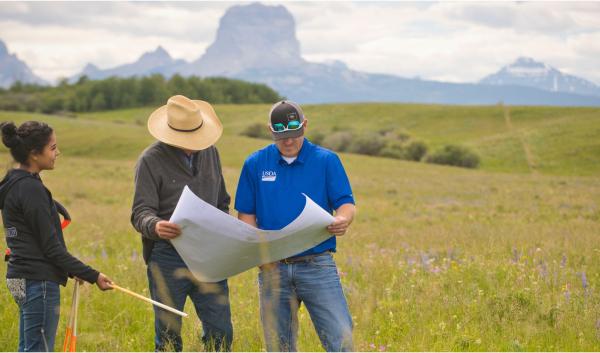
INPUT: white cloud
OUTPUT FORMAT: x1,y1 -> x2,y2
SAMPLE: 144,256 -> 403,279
1,1 -> 599,85
287,1 -> 600,85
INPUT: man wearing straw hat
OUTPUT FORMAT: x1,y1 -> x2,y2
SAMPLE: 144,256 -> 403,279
236,100 -> 355,351
131,95 -> 233,352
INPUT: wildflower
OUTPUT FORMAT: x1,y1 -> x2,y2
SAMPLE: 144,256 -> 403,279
564,287 -> 571,302
131,250 -> 138,261
420,253 -> 430,270
379,345 -> 387,352
560,254 -> 567,268
538,261 -> 548,279
581,272 -> 588,289
101,248 -> 108,259
369,343 -> 376,349
345,256 -> 353,266
447,247 -> 457,260
512,248 -> 520,263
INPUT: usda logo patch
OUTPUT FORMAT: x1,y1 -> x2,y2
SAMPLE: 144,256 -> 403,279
261,171 -> 276,182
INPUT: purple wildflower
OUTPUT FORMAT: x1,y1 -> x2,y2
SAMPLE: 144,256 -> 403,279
420,253 -> 430,270
538,261 -> 548,279
512,248 -> 520,263
345,256 -> 353,266
447,248 -> 456,260
581,272 -> 588,289
560,254 -> 567,268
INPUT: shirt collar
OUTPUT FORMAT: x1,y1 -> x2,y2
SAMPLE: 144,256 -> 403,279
276,138 -> 311,165
162,142 -> 197,174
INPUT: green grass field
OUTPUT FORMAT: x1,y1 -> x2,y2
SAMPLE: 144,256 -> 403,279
0,103 -> 599,351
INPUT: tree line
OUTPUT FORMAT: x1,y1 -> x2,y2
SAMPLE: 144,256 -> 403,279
0,74 -> 283,114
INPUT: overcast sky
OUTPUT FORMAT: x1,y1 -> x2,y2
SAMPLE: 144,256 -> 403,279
1,1 -> 599,85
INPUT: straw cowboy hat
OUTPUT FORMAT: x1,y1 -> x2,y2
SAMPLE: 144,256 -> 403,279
147,95 -> 223,150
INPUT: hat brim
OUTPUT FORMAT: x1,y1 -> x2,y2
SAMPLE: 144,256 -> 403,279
271,127 -> 304,141
147,100 -> 223,150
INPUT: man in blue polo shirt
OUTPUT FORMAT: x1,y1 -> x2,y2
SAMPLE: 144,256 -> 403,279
235,100 -> 356,352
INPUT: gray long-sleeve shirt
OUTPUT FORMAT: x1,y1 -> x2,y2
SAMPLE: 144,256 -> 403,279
131,141 -> 230,263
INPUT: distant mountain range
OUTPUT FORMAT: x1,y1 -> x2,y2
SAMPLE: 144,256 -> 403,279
480,57 -> 600,97
2,2 -> 600,106
0,40 -> 47,88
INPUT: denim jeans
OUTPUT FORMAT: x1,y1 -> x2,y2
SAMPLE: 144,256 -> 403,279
7,279 -> 61,352
147,241 -> 233,352
258,252 -> 353,352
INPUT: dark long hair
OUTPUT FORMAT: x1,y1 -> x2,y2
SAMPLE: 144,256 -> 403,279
1,121 -> 54,165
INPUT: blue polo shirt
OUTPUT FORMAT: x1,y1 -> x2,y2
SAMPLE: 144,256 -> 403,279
235,138 -> 355,257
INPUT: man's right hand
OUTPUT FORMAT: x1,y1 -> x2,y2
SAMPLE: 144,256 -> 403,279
155,220 -> 182,239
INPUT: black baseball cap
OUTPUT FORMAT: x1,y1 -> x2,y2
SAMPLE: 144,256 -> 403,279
269,100 -> 305,140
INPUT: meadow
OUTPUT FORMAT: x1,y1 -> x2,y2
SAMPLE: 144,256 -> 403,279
0,103 -> 599,351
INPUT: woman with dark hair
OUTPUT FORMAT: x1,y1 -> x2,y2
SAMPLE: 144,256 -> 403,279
0,120 -> 112,352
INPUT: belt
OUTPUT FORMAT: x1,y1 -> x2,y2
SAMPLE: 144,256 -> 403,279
279,251 -> 330,264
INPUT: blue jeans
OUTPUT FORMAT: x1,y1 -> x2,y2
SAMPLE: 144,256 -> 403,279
258,252 -> 353,352
7,279 -> 61,352
147,241 -> 233,352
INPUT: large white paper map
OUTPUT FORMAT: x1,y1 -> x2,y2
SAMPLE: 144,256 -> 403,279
169,186 -> 335,282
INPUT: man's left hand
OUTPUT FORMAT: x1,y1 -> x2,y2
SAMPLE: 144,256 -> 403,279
327,215 -> 351,236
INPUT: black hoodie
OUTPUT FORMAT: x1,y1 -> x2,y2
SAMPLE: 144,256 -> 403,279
0,169 -> 99,285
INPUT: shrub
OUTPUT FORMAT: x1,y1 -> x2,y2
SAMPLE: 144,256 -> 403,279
404,140 -> 428,161
385,129 -> 412,143
240,122 -> 271,140
426,144 -> 480,168
379,141 -> 405,159
307,131 -> 325,145
348,133 -> 386,156
321,131 -> 353,152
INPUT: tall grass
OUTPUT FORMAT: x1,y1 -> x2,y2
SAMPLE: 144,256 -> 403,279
0,105 -> 599,351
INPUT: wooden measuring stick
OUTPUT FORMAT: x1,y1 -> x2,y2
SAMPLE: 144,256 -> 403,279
69,281 -> 80,352
62,281 -> 78,352
110,284 -> 188,318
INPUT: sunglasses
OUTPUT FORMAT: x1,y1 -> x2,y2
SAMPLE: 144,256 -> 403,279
270,120 -> 303,133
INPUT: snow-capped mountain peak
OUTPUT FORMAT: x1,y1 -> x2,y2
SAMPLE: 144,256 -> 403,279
481,57 -> 600,96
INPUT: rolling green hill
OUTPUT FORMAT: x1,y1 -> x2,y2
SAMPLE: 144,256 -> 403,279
72,103 -> 600,176
0,104 -> 599,351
